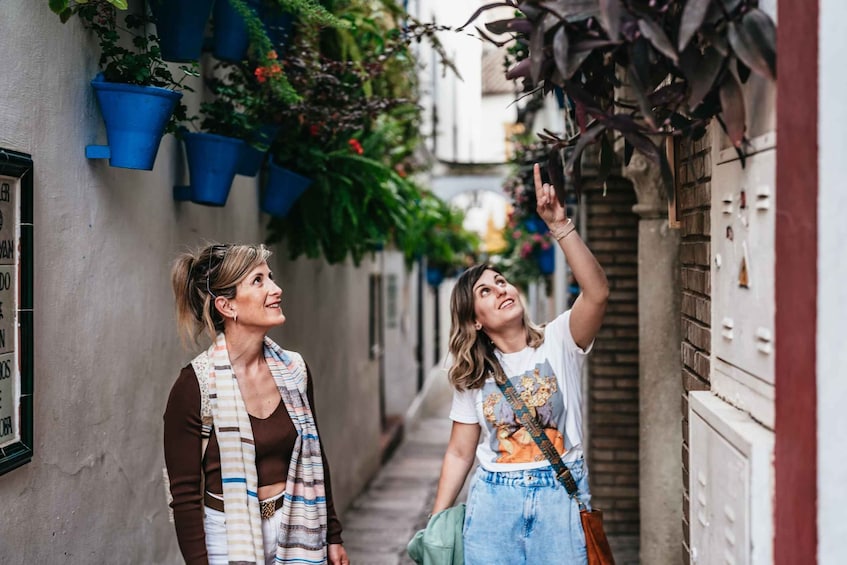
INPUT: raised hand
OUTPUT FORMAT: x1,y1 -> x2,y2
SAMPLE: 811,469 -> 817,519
533,163 -> 569,231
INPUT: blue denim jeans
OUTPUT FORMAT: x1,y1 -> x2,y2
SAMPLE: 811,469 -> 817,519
463,459 -> 591,565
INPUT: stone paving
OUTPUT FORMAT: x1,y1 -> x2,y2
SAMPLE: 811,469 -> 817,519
341,416 -> 453,565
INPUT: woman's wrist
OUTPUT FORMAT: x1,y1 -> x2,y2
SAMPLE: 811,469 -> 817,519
550,218 -> 575,241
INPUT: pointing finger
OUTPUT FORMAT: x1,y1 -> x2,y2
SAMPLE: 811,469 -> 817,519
533,163 -> 542,193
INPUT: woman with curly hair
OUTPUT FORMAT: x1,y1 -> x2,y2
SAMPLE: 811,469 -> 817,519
430,164 -> 609,564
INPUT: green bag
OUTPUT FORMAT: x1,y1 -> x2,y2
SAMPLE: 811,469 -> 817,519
407,503 -> 466,565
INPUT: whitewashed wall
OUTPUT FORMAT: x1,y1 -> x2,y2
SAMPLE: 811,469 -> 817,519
818,2 -> 847,562
0,3 -> 381,562
381,250 -> 422,417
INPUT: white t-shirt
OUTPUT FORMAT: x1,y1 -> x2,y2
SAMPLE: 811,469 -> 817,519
449,310 -> 591,472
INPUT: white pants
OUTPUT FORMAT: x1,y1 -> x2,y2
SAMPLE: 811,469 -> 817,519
204,492 -> 284,565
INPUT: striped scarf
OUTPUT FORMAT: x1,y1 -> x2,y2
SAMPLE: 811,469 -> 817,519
205,333 -> 328,564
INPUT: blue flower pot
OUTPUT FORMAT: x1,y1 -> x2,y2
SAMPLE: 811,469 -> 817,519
537,246 -> 555,275
262,7 -> 295,54
426,266 -> 445,287
213,0 -> 261,62
85,76 -> 182,170
236,125 -> 279,177
523,214 -> 549,234
150,0 -> 215,63
176,132 -> 244,206
261,160 -> 312,216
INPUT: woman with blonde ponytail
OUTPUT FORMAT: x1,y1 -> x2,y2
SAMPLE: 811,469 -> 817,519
164,243 -> 348,565
429,164 -> 609,564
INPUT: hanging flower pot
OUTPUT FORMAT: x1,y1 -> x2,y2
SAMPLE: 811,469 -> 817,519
236,125 -> 280,177
261,159 -> 312,216
174,132 -> 244,206
426,265 -> 446,287
262,7 -> 295,55
149,0 -> 215,63
523,214 -> 549,234
537,246 -> 555,275
85,75 -> 182,170
212,0 -> 261,62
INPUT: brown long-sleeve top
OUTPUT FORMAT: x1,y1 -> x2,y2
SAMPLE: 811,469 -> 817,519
164,362 -> 343,565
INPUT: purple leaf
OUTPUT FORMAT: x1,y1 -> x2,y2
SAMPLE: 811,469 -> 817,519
565,122 -> 606,173
727,8 -> 776,80
680,46 -> 724,109
597,133 -> 615,186
637,18 -> 678,63
571,38 -> 621,50
678,0 -> 711,51
530,25 -> 546,85
506,58 -> 533,80
621,131 -> 660,163
718,71 -> 746,147
474,26 -> 514,48
553,26 -> 571,80
457,2 -> 517,31
599,0 -> 624,40
565,48 -> 593,79
539,0 -> 601,20
485,18 -> 531,35
547,148 -> 566,203
628,53 -> 657,130
562,80 -> 603,114
571,149 -> 584,196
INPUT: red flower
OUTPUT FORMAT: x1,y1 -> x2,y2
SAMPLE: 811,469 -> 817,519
348,138 -> 364,155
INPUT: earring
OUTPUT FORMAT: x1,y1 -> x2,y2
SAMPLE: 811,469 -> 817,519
474,323 -> 482,331
233,312 -> 238,324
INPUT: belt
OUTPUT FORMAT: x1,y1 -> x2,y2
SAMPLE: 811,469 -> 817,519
204,491 -> 284,519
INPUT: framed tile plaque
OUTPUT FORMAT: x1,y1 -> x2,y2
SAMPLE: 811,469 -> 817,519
0,149 -> 33,476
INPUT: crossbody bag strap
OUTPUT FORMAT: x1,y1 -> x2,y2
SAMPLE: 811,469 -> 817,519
492,370 -> 580,497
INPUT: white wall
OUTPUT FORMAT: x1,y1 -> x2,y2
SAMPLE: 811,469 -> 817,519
0,3 -> 381,562
382,250 -> 422,417
818,2 -> 847,562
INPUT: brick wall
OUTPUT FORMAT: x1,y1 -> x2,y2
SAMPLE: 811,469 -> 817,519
584,176 -> 640,537
675,135 -> 712,563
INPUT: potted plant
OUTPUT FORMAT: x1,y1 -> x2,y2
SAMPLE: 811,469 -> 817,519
261,2 -> 459,266
173,61 -> 275,206
461,0 -> 777,196
396,192 -> 479,287
51,0 -> 197,170
212,0 -> 339,63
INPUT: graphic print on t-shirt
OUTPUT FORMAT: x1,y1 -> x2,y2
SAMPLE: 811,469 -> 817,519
481,359 -> 568,464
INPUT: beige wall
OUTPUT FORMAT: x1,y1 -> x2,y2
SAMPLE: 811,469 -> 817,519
0,3 -> 382,562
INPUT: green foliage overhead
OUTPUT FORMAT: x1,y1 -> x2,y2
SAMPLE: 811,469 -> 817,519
264,0 -> 469,267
